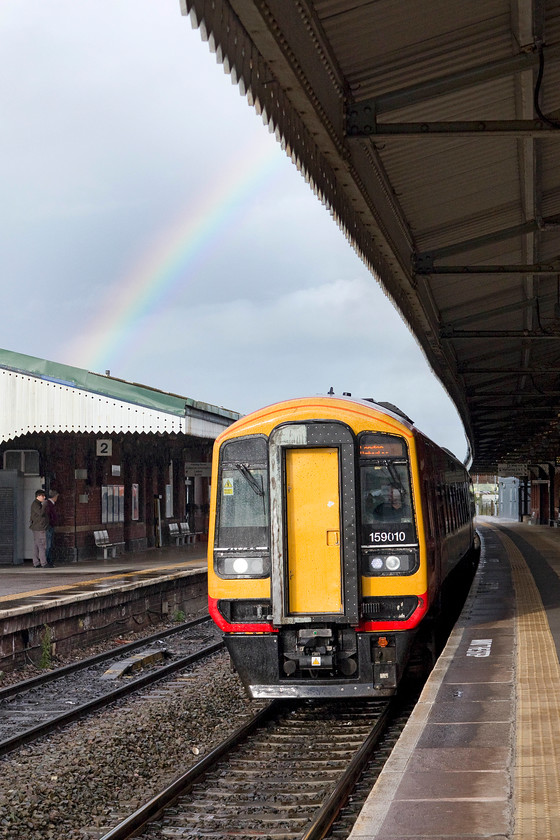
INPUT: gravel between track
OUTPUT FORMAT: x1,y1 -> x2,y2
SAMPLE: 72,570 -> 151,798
0,650 -> 262,840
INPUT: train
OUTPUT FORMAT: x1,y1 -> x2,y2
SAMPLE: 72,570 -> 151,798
207,394 -> 477,698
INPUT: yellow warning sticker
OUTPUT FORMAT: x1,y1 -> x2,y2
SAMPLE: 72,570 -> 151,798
311,655 -> 321,667
223,478 -> 234,496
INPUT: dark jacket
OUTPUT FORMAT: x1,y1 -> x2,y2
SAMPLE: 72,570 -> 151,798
29,499 -> 49,531
45,499 -> 57,527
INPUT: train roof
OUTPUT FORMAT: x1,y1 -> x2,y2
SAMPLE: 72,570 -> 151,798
218,394 -> 469,469
221,393 -> 418,435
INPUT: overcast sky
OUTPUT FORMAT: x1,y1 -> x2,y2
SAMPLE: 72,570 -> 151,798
1,1 -> 469,460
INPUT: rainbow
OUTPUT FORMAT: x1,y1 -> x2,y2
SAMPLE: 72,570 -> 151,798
63,135 -> 285,372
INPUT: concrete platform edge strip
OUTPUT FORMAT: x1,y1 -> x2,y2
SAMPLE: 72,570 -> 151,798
348,549 -> 486,839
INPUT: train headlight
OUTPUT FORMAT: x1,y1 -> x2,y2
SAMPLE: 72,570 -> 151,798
232,557 -> 249,574
215,555 -> 270,578
362,551 -> 417,575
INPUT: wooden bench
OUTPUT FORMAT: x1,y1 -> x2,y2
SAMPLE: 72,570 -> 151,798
179,522 -> 201,545
168,523 -> 185,546
94,529 -> 118,559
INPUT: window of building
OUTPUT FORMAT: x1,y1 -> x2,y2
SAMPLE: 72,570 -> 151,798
3,449 -> 40,475
102,485 -> 124,523
165,462 -> 174,518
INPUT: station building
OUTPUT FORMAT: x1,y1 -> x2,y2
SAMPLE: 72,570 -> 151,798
475,468 -> 558,525
0,349 -> 239,565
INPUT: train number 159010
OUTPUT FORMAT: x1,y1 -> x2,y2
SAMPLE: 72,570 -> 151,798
370,530 -> 406,543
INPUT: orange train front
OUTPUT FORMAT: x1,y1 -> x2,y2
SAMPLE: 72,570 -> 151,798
207,395 -> 476,698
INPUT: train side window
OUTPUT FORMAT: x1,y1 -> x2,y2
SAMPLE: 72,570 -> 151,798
460,484 -> 468,524
450,485 -> 457,531
435,483 -> 444,535
425,479 -> 438,569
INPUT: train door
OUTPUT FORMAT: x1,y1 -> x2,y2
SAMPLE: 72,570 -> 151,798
269,422 -> 358,626
285,447 -> 343,614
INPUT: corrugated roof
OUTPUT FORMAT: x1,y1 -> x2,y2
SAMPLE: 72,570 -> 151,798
183,0 -> 560,469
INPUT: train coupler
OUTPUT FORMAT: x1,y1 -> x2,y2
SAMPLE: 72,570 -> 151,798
282,627 -> 358,676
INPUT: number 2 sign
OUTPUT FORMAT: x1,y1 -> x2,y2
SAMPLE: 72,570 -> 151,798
96,439 -> 113,456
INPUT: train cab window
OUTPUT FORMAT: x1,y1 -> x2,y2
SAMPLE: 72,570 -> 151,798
359,433 -> 416,546
361,464 -> 414,527
216,436 -> 269,550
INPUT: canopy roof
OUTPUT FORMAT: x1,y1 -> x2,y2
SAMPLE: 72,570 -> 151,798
0,349 -> 239,442
183,0 -> 560,470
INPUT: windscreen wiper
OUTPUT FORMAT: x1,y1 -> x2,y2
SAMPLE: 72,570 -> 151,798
235,463 -> 265,496
387,462 -> 406,495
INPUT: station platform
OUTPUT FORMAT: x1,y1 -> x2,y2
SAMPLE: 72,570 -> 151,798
0,545 -> 208,671
0,544 -> 207,613
350,517 -> 560,840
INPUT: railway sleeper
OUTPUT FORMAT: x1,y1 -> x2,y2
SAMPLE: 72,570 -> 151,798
196,788 -> 326,804
230,744 -> 364,757
187,801 -> 321,814
221,758 -> 348,770
195,776 -> 327,793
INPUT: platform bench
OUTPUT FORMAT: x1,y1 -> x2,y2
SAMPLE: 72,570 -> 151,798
168,523 -> 185,546
180,522 -> 201,545
94,529 -> 118,559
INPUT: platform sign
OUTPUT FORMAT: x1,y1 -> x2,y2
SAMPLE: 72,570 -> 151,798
497,462 -> 528,477
96,439 -> 112,457
185,462 -> 212,477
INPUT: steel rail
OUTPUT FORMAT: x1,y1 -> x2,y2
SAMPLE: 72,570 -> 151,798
0,614 -> 211,701
98,699 -> 394,840
0,638 -> 223,757
300,699 -> 393,840
98,702 -> 277,840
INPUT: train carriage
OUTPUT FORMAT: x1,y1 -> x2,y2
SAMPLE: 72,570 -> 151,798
207,395 -> 476,698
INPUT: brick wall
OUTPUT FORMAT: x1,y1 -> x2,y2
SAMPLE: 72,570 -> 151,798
0,431 -> 212,562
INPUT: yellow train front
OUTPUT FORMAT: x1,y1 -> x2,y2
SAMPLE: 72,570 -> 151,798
208,395 -> 475,698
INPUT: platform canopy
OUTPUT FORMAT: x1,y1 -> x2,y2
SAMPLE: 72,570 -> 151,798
182,0 -> 560,470
0,349 -> 239,443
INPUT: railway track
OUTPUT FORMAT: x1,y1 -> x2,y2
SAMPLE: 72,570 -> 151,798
0,615 -> 222,756
99,696 -> 398,840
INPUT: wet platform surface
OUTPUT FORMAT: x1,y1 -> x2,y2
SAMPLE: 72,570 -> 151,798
0,544 -> 207,615
349,517 -> 560,840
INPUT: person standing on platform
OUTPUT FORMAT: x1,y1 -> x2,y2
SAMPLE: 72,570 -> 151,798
45,490 -> 59,567
29,489 -> 49,568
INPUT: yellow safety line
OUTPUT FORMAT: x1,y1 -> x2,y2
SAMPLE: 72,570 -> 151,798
0,562 -> 198,604
489,525 -> 560,839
